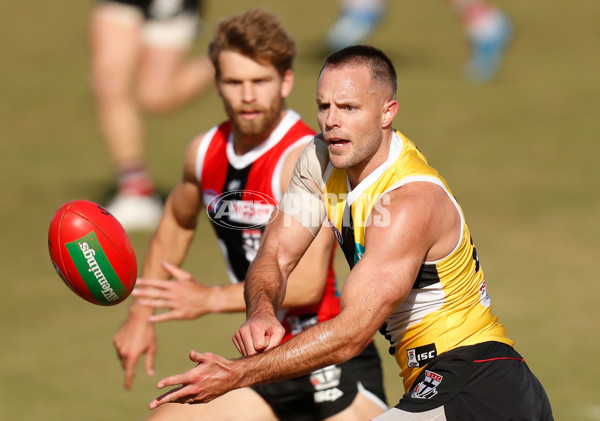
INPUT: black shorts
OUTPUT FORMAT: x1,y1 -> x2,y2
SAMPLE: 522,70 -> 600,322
394,341 -> 554,420
99,0 -> 201,21
252,342 -> 387,421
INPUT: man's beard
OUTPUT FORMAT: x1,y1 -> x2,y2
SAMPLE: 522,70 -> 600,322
228,98 -> 283,139
231,112 -> 270,138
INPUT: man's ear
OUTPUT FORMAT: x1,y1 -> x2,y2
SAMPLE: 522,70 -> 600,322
382,99 -> 399,129
280,69 -> 294,99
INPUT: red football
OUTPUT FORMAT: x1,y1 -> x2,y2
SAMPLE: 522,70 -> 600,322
48,200 -> 137,306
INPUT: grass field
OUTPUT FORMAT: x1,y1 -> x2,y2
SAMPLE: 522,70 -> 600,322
1,0 -> 599,419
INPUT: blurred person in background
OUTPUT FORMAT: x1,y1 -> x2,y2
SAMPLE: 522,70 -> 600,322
326,0 -> 512,83
113,8 -> 388,420
90,0 -> 215,231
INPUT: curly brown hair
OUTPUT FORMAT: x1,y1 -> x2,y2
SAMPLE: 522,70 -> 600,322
209,8 -> 296,78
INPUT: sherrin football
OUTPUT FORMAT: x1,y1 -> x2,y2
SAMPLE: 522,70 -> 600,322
48,200 -> 137,306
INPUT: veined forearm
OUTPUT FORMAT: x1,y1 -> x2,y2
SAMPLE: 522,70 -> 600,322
233,316 -> 362,387
244,209 -> 319,317
244,252 -> 287,318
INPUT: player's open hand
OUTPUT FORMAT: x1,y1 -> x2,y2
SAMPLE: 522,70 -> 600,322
149,350 -> 239,410
132,261 -> 215,322
112,311 -> 157,390
233,311 -> 285,356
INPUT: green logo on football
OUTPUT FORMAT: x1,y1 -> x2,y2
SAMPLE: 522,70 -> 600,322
66,231 -> 127,304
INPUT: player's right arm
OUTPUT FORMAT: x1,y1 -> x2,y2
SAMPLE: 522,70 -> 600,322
234,210 -> 318,355
112,134 -> 205,390
233,137 -> 329,355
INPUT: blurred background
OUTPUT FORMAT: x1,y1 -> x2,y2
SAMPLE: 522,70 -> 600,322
1,0 -> 599,420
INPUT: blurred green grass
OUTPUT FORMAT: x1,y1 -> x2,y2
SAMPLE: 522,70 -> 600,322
1,0 -> 599,420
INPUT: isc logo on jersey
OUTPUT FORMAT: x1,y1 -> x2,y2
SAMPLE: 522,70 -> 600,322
407,343 -> 437,368
204,190 -> 277,229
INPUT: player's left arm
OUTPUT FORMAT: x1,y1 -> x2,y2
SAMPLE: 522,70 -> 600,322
148,183 -> 454,407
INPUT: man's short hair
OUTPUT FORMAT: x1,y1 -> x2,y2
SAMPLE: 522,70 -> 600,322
209,8 -> 296,78
321,45 -> 397,99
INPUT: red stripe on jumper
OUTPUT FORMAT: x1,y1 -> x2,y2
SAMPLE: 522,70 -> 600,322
474,357 -> 525,363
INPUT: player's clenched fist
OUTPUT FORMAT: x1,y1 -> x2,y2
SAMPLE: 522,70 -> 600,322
233,311 -> 285,356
